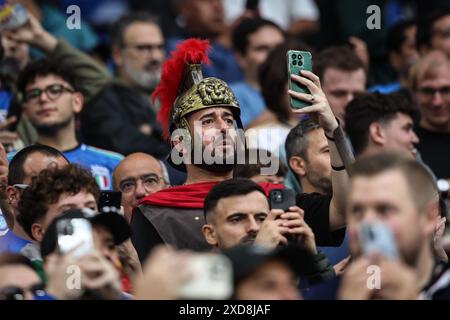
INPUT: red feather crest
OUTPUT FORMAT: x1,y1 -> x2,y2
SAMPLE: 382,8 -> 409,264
153,39 -> 211,140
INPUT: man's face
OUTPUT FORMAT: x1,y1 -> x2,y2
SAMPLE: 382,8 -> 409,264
35,190 -> 98,242
93,226 -> 120,270
322,68 -> 366,125
0,265 -> 41,300
430,14 -> 450,57
114,153 -> 167,221
237,26 -> 284,84
114,22 -> 165,91
391,26 -> 419,75
379,113 -> 419,157
186,107 -> 237,170
1,36 -> 29,70
23,75 -> 82,135
347,170 -> 435,266
204,191 -> 269,248
182,0 -> 225,38
235,260 -> 301,300
304,128 -> 332,194
415,70 -> 450,131
8,154 -> 68,212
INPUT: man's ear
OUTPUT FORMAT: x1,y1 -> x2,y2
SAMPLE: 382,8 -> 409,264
289,156 -> 307,178
424,201 -> 441,236
6,186 -> 19,208
31,222 -> 43,242
368,122 -> 386,147
72,92 -> 84,114
202,224 -> 218,246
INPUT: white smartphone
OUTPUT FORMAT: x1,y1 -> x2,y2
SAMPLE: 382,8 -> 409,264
57,218 -> 94,258
178,253 -> 233,300
359,222 -> 399,260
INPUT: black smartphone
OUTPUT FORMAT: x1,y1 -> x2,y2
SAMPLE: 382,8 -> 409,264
269,188 -> 296,211
98,191 -> 122,212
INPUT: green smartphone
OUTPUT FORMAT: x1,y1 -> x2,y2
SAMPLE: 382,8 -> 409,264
287,50 -> 313,109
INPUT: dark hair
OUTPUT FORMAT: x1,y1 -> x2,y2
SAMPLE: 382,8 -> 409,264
17,58 -> 79,97
259,41 -> 312,124
110,12 -> 160,47
285,119 -> 320,162
17,164 -> 100,240
233,148 -> 287,179
387,19 -> 416,53
204,178 -> 266,221
417,8 -> 450,51
345,92 -> 420,155
0,253 -> 35,270
351,152 -> 438,211
232,17 -> 284,54
8,145 -> 68,186
313,46 -> 366,81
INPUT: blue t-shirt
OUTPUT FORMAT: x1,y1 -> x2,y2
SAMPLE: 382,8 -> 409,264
63,144 -> 123,190
7,144 -> 124,190
0,229 -> 31,255
230,82 -> 266,128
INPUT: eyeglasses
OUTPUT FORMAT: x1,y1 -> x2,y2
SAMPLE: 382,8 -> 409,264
0,283 -> 46,300
24,84 -> 74,103
418,86 -> 450,99
119,173 -> 166,194
122,43 -> 165,53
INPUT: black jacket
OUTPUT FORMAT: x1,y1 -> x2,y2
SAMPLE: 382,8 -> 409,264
81,82 -> 170,158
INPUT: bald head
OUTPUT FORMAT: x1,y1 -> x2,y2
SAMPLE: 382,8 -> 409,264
113,153 -> 168,221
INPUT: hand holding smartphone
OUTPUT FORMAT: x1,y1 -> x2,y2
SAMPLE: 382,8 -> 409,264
287,50 -> 313,109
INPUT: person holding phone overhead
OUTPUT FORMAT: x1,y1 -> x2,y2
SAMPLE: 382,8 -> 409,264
132,38 -> 351,265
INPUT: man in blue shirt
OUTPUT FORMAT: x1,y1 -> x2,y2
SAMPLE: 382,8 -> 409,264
14,59 -> 123,190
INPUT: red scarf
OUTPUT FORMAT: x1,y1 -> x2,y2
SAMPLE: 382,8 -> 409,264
138,181 -> 284,209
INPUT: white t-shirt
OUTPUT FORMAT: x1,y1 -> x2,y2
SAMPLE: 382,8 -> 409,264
223,0 -> 320,29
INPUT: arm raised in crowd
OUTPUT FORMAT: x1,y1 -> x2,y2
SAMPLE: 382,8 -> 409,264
3,14 -> 112,103
288,70 -> 349,230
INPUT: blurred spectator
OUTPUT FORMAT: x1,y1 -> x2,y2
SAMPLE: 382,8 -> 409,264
313,46 -> 366,126
230,18 -> 284,127
370,19 -> 419,94
16,58 -> 124,190
0,145 -> 68,261
223,0 -> 320,37
233,148 -> 287,185
0,253 -> 47,300
113,153 -> 169,222
339,152 -> 450,300
417,8 -> 450,57
223,245 -> 311,300
82,12 -> 171,160
17,0 -> 99,55
40,209 -> 131,299
3,13 -> 170,160
345,92 -> 420,158
168,0 -> 243,83
285,119 -> 331,195
409,50 -> 450,180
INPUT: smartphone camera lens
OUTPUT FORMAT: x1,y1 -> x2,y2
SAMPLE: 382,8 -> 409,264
298,54 -> 303,60
298,60 -> 303,67
272,191 -> 283,203
292,60 -> 297,66
291,54 -> 297,59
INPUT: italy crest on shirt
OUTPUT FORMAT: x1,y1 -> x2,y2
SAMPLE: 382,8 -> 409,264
91,165 -> 112,190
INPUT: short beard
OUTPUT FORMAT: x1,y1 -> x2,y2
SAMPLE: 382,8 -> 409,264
123,59 -> 161,91
33,117 -> 72,137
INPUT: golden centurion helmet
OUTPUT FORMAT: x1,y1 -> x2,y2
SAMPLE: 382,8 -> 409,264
152,39 -> 242,141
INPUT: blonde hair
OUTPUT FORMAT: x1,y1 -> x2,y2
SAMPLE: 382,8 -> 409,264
409,50 -> 450,91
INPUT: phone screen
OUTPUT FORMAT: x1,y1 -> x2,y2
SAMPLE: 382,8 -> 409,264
98,191 -> 122,212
